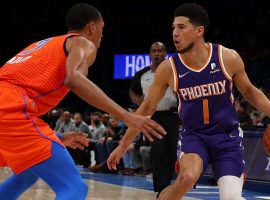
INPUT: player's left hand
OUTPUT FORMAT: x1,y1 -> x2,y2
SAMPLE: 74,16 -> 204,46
61,132 -> 89,150
107,145 -> 127,170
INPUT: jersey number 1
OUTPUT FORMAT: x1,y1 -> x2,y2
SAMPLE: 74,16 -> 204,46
203,99 -> 209,124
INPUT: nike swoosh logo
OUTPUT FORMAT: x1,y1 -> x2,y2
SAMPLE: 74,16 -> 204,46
179,72 -> 189,78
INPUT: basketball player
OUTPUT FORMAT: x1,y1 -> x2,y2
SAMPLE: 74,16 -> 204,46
108,3 -> 270,200
0,3 -> 165,199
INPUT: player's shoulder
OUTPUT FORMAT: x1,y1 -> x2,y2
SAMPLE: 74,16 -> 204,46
220,44 -> 244,74
65,35 -> 96,55
220,45 -> 241,61
158,58 -> 173,71
69,36 -> 95,48
155,59 -> 174,78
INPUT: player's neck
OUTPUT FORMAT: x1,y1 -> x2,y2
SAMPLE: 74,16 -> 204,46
179,42 -> 210,70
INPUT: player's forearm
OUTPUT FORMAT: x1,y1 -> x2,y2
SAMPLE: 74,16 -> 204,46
120,101 -> 157,149
243,87 -> 270,116
65,74 -> 129,121
135,98 -> 157,117
119,128 -> 139,149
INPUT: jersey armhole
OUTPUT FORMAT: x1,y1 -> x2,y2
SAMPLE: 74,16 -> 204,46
218,45 -> 232,81
169,57 -> 178,93
63,34 -> 81,56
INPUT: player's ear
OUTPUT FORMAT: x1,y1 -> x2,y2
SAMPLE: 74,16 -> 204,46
86,21 -> 96,34
196,26 -> 204,37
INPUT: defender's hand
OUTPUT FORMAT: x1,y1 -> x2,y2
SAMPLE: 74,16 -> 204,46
62,132 -> 89,150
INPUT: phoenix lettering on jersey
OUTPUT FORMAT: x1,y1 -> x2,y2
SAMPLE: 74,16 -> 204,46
6,56 -> 32,64
179,80 -> 226,100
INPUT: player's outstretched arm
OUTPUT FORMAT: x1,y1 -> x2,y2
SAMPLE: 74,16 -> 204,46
64,37 -> 166,137
108,60 -> 174,170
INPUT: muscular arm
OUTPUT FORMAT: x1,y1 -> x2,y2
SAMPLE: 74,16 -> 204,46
64,37 -> 128,122
223,48 -> 270,116
63,37 -> 165,136
120,60 -> 173,148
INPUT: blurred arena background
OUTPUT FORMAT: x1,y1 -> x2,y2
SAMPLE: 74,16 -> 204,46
0,0 -> 270,196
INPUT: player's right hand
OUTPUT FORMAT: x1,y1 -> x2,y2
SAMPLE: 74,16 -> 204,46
124,113 -> 166,142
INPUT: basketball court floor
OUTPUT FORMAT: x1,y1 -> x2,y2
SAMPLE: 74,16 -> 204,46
0,167 -> 269,200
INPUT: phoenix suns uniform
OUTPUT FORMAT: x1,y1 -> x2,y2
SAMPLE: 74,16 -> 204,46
170,43 -> 244,180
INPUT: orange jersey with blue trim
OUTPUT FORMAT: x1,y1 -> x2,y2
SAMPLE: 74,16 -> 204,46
0,33 -> 78,115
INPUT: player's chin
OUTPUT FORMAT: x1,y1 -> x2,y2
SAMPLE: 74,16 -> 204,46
175,46 -> 183,53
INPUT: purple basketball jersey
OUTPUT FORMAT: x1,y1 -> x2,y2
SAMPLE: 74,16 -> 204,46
170,43 -> 239,134
172,43 -> 245,180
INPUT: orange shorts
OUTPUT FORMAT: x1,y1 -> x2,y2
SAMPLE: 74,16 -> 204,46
0,82 -> 64,174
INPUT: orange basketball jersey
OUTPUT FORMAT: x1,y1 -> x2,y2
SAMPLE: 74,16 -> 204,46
0,33 -> 79,115
0,33 -> 80,174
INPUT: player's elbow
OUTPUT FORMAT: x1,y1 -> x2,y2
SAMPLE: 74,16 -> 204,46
64,73 -> 79,89
64,76 -> 73,88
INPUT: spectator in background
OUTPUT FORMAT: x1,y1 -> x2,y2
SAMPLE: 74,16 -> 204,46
55,111 -> 74,134
135,133 -> 152,176
120,134 -> 142,175
89,111 -> 106,165
72,113 -> 91,135
54,110 -> 64,131
70,113 -> 91,167
235,99 -> 252,128
124,105 -> 152,176
101,113 -> 110,127
250,111 -> 263,127
45,109 -> 61,129
118,104 -> 147,175
89,116 -> 127,173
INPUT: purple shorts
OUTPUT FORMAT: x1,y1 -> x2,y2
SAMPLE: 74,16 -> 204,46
177,127 -> 245,180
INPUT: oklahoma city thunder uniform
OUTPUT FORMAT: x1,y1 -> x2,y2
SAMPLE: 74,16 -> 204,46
0,33 -> 78,174
170,43 -> 244,179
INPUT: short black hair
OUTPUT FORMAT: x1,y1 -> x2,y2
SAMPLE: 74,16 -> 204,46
174,3 -> 209,34
66,3 -> 101,31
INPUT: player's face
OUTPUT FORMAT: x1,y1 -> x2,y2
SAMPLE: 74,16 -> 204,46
92,17 -> 104,48
172,16 -> 198,53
